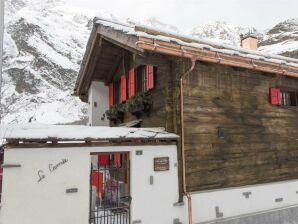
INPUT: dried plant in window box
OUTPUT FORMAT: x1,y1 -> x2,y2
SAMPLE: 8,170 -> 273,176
105,104 -> 125,123
125,93 -> 152,116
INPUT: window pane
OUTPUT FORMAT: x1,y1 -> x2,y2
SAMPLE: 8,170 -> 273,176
114,80 -> 120,104
136,66 -> 146,93
281,90 -> 297,106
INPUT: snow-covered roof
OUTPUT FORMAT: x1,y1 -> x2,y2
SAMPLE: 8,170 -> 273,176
75,17 -> 298,96
0,124 -> 178,142
94,17 -> 298,67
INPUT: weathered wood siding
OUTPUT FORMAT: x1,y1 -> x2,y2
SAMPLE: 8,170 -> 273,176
181,61 -> 298,192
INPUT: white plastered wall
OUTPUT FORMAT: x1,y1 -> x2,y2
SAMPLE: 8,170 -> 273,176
0,145 -> 186,224
190,179 -> 298,223
88,81 -> 109,126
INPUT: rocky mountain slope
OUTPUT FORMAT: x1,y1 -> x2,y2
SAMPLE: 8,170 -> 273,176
2,0 -> 94,124
2,0 -> 298,124
259,18 -> 298,58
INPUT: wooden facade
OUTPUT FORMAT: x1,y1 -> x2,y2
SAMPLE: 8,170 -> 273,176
180,62 -> 298,192
75,23 -> 298,195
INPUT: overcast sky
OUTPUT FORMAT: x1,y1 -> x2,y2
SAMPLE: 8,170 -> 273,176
66,0 -> 298,31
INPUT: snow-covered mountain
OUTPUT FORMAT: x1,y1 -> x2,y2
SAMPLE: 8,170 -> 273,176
190,19 -> 298,58
2,0 -> 298,124
259,19 -> 298,58
190,21 -> 260,46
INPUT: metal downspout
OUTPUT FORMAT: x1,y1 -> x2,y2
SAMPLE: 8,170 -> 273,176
135,39 -> 198,224
180,57 -> 197,224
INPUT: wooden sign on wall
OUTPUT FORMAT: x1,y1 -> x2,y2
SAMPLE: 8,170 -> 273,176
154,157 -> 170,171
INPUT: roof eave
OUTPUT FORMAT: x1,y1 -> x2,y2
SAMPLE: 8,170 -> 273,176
136,37 -> 298,78
74,18 -> 145,99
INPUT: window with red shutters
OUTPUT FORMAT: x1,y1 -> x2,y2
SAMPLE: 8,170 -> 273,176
109,81 -> 114,107
146,65 -> 154,90
120,75 -> 127,102
270,88 -> 281,105
134,65 -> 156,93
129,68 -> 135,97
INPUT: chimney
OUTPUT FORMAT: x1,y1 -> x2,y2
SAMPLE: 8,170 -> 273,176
240,34 -> 258,50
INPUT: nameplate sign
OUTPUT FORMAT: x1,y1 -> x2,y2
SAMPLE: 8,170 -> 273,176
154,157 -> 169,171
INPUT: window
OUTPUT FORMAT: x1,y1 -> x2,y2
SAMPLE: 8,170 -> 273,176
109,76 -> 127,107
136,66 -> 146,94
269,87 -> 298,107
109,64 -> 155,107
281,90 -> 297,106
114,80 -> 120,104
134,65 -> 155,95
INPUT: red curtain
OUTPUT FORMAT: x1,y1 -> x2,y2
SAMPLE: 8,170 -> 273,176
114,153 -> 122,168
98,154 -> 109,166
91,170 -> 103,197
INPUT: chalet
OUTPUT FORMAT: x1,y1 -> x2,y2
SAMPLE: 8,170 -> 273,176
1,17 -> 298,224
73,17 -> 298,223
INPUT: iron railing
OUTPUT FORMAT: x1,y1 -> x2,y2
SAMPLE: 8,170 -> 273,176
89,153 -> 130,224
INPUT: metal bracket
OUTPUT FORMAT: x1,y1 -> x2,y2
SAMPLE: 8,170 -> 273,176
275,197 -> 283,203
173,201 -> 185,207
242,191 -> 252,199
150,176 -> 154,185
173,218 -> 182,224
1,164 -> 21,168
215,206 -> 223,218
136,150 -> 143,155
66,188 -> 78,194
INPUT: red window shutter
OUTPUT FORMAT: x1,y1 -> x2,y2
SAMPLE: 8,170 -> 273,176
114,153 -> 121,168
109,81 -> 114,107
129,68 -> 135,97
146,65 -> 154,90
120,75 -> 127,102
270,88 -> 281,105
98,154 -> 109,166
91,171 -> 103,197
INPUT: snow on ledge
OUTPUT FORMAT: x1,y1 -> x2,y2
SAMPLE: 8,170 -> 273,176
0,124 -> 178,141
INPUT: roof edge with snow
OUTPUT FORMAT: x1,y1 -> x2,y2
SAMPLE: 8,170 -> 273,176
0,124 -> 179,144
74,17 -> 298,95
